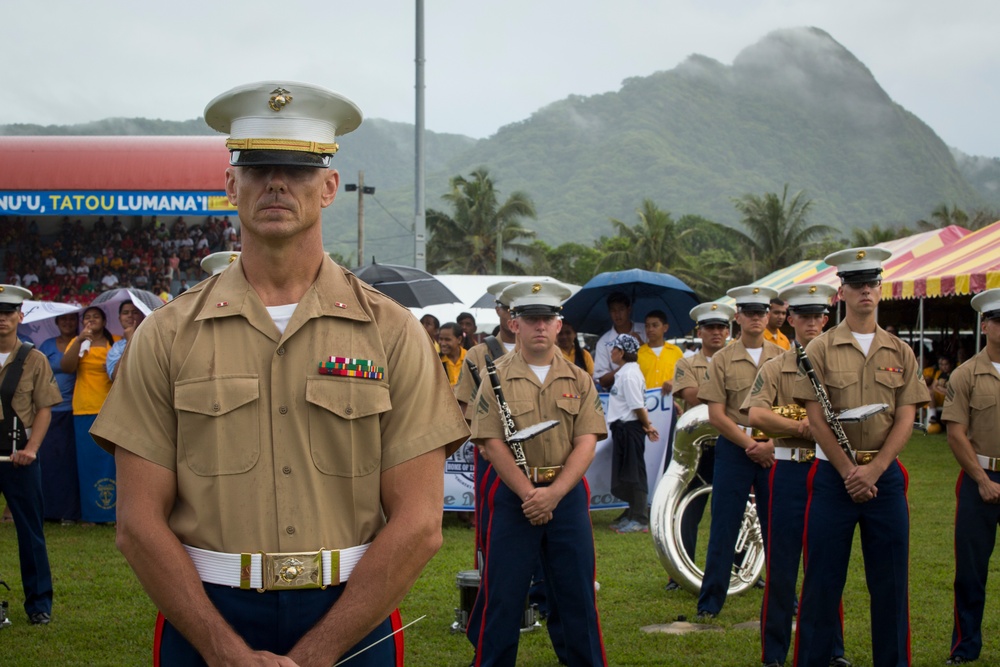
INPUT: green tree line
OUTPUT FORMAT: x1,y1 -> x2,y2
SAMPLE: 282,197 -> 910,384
426,168 -> 999,301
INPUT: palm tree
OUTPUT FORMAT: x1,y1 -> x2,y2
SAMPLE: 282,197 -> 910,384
845,223 -> 911,247
597,199 -> 696,278
732,185 -> 833,279
426,167 -> 538,275
916,203 -> 969,231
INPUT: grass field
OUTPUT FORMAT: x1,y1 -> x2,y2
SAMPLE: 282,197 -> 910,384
2,432 -> 998,666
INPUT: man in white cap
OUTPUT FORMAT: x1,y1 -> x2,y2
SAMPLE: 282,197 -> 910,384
665,301 -> 735,591
469,281 -> 608,666
456,280 -> 568,665
741,284 -> 850,667
200,251 -> 240,278
0,285 -> 63,626
941,288 -> 1000,665
697,285 -> 782,618
91,81 -> 469,666
792,247 -> 927,667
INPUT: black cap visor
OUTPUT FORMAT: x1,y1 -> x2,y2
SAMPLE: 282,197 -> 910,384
838,268 -> 883,285
737,303 -> 769,314
231,149 -> 332,168
788,304 -> 829,315
511,305 -> 562,318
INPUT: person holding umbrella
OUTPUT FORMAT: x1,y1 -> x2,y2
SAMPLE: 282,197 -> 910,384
60,305 -> 119,524
592,292 -> 645,390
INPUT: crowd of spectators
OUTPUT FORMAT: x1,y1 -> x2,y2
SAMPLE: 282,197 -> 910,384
0,215 -> 241,305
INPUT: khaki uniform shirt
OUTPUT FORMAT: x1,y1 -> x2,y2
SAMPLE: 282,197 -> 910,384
455,341 -> 506,408
740,349 -> 812,449
673,350 -> 710,400
792,321 -> 928,450
470,351 -> 607,468
941,349 -> 1000,458
699,340 -> 783,427
91,256 -> 470,554
0,339 -> 62,427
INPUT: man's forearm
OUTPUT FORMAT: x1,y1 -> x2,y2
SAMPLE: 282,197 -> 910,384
289,448 -> 447,666
116,449 -> 253,665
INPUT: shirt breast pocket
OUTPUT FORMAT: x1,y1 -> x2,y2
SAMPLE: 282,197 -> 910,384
556,397 -> 580,416
306,377 -> 390,477
970,393 -> 997,413
175,376 -> 260,476
825,372 -> 859,405
875,370 -> 905,390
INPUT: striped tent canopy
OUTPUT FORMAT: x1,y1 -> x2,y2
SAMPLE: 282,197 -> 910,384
715,226 -> 971,306
879,220 -> 1000,299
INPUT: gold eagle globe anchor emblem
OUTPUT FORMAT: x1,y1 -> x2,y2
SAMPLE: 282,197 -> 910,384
269,88 -> 293,112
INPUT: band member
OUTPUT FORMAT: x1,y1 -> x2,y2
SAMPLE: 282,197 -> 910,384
667,302 -> 735,591
741,284 -> 850,667
455,281 -> 568,665
793,247 -> 928,667
0,285 -> 63,626
469,281 -> 608,666
697,286 -> 782,618
942,288 -> 1000,665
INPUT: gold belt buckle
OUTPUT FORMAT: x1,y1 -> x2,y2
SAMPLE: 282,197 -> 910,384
530,466 -> 561,483
793,448 -> 815,463
988,458 -> 1000,472
856,450 -> 877,465
246,549 -> 335,591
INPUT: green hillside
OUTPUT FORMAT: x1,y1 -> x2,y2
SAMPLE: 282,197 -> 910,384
3,27 -> 993,268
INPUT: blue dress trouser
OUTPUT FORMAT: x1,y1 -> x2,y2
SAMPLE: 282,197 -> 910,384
950,469 -> 1000,662
0,459 -> 53,617
469,473 -> 605,667
155,583 -> 401,666
473,452 -> 568,664
761,459 -> 844,665
697,434 -> 771,615
794,459 -> 910,667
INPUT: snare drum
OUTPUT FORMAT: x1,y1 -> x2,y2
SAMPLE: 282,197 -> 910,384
450,569 -> 539,633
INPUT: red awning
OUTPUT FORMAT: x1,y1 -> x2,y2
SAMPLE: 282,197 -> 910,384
0,136 -> 231,191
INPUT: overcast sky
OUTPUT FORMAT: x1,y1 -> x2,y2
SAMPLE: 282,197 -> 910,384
4,0 -> 999,156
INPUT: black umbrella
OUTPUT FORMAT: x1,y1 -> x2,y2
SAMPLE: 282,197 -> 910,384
351,260 -> 461,308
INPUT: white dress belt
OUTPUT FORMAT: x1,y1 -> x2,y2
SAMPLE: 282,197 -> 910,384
977,454 -> 1000,471
183,543 -> 369,590
773,445 -> 816,463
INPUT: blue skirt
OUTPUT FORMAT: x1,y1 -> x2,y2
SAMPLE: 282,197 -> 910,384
38,410 -> 81,521
74,413 -> 116,523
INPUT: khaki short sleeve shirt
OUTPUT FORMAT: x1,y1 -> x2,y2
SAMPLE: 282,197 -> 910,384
91,256 -> 470,554
699,340 -> 783,426
0,340 -> 63,426
740,349 -> 812,449
674,350 -> 710,400
941,350 -> 1000,458
469,351 -> 607,467
792,321 -> 928,450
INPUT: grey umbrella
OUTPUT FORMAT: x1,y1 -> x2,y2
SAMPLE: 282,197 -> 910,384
351,261 -> 461,308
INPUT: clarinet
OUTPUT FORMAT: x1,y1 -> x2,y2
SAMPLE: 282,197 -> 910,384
465,359 -> 482,393
483,354 -> 530,474
794,342 -> 857,465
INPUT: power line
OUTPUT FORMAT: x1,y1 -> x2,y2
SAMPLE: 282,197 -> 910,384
371,195 -> 413,233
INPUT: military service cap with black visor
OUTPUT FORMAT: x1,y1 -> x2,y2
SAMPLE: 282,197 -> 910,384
502,281 -> 573,318
825,246 -> 892,285
204,81 -> 363,168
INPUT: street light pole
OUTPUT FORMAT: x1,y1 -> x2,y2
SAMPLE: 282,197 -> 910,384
344,172 -> 375,266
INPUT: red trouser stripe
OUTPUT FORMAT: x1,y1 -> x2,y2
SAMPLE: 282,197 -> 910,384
792,460 -> 820,667
153,612 -> 166,667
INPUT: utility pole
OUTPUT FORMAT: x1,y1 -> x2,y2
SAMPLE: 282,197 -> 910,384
414,0 -> 426,269
345,171 -> 375,265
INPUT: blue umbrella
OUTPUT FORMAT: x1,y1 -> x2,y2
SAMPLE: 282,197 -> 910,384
561,269 -> 700,336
